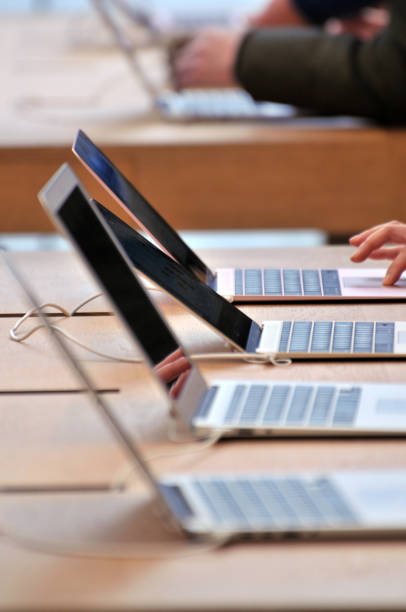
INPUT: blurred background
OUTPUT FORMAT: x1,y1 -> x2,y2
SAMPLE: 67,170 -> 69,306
1,1 -> 265,18
1,0 -> 398,245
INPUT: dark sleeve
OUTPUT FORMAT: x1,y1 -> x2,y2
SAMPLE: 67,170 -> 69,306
293,0 -> 379,25
235,1 -> 406,123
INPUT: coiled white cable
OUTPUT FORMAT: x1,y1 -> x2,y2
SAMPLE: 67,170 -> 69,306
9,296 -> 292,367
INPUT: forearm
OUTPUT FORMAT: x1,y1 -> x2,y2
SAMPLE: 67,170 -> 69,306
235,4 -> 406,123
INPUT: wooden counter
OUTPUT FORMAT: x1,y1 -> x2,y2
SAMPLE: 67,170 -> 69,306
2,14 -> 406,237
4,242 -> 406,612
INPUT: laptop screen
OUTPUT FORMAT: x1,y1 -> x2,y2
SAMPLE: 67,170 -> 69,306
73,130 -> 214,284
3,246 -> 172,504
96,201 -> 262,353
56,180 -> 202,400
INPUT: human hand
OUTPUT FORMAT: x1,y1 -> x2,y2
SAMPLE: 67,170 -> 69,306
350,221 -> 406,285
172,28 -> 243,89
326,7 -> 389,40
154,348 -> 191,398
248,0 -> 306,27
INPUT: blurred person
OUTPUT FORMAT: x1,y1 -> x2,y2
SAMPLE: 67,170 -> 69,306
248,0 -> 387,38
350,221 -> 406,285
173,1 -> 406,123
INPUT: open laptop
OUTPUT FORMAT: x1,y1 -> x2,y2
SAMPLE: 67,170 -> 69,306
7,248 -> 406,541
73,130 -> 406,303
90,0 -> 294,121
38,163 -> 406,439
90,201 -> 406,360
97,0 -> 244,37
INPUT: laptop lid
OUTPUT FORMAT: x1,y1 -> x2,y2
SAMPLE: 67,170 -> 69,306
95,200 -> 261,353
8,247 -> 406,540
72,129 -> 215,284
38,163 -> 208,424
2,247 -> 172,516
90,0 -> 159,100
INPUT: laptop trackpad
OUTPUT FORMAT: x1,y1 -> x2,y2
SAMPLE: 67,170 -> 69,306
343,276 -> 406,288
376,399 -> 406,414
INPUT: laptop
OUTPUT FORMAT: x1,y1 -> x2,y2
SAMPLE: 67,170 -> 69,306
90,0 -> 295,121
72,129 -> 406,303
88,201 -> 406,361
7,249 -> 406,541
98,0 -> 243,37
38,163 -> 406,440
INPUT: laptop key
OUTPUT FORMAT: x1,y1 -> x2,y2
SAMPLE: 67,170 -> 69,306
333,387 -> 361,425
239,385 -> 268,423
262,385 -> 291,423
283,269 -> 302,296
332,322 -> 353,352
195,386 -> 219,419
194,479 -> 249,524
288,321 -> 312,352
309,386 -> 335,425
374,322 -> 395,353
234,269 -> 243,295
313,477 -> 359,523
278,321 -> 292,352
321,269 -> 342,296
255,478 -> 299,527
353,322 -> 374,353
285,386 -> 313,424
264,269 -> 282,295
310,321 -> 333,352
244,269 -> 263,296
228,480 -> 274,523
224,385 -> 246,423
302,270 -> 322,296
275,479 -> 324,525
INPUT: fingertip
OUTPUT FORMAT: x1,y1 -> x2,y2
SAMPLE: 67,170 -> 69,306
350,252 -> 363,262
383,272 -> 396,286
349,237 -> 365,248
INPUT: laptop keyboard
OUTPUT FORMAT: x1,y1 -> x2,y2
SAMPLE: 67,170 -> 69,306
195,383 -> 361,428
191,475 -> 358,528
234,268 -> 341,296
278,321 -> 395,354
159,90 -> 287,119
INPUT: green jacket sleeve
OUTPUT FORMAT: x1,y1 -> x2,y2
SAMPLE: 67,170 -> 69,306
235,1 -> 406,123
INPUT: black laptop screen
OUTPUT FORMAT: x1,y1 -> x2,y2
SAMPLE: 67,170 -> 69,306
96,203 -> 262,353
73,130 -> 214,284
58,186 -> 195,395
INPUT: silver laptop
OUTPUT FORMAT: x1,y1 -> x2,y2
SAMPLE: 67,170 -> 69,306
90,0 -> 294,121
88,202 -> 406,362
6,248 -> 406,541
97,0 -> 241,37
38,163 -> 406,440
72,130 -> 406,303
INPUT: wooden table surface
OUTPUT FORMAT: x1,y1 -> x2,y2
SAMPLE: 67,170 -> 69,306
2,13 -> 406,238
1,246 -> 406,610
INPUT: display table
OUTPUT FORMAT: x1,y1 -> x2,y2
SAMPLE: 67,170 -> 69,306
2,14 -> 405,237
0,246 -> 406,610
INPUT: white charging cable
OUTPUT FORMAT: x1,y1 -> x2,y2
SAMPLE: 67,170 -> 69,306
9,296 -> 292,367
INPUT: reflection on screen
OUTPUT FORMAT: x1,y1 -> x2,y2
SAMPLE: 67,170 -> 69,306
154,348 -> 191,398
58,186 -> 194,397
73,129 -> 213,283
96,202 -> 262,353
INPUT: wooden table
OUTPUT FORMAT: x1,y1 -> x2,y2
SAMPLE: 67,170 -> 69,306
1,246 -> 406,610
2,13 -> 406,237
